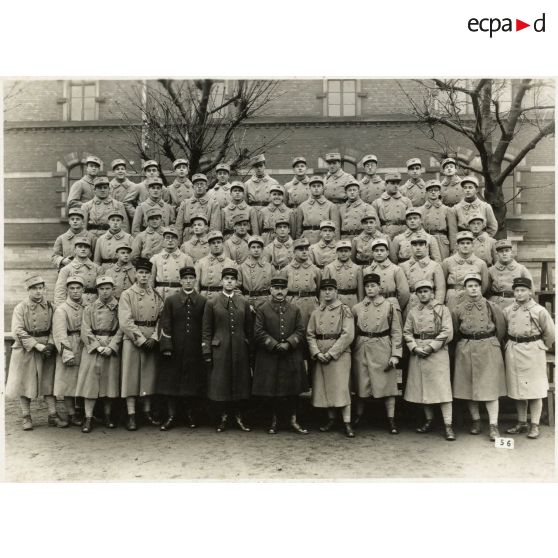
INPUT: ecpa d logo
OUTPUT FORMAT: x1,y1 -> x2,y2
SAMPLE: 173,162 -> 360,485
468,13 -> 546,37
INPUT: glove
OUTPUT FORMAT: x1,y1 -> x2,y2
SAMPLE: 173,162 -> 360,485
162,351 -> 173,358
142,338 -> 157,352
34,343 -> 46,353
275,342 -> 289,353
43,343 -> 56,358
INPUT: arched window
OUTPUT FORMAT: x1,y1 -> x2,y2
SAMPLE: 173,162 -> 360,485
68,162 -> 85,194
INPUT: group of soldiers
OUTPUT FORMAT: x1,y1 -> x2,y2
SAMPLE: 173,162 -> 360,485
6,151 -> 555,442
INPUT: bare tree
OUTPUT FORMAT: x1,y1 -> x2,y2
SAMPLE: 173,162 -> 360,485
111,79 -> 287,181
401,79 -> 555,236
3,80 -> 27,116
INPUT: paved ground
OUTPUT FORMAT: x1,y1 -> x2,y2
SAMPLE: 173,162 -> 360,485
3,398 -> 556,481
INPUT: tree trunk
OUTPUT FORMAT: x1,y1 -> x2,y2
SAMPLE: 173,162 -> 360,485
484,172 -> 507,239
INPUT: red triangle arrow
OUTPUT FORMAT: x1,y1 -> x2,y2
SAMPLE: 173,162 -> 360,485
516,19 -> 530,31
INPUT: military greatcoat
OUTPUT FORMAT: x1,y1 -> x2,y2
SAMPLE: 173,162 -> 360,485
488,260 -> 534,310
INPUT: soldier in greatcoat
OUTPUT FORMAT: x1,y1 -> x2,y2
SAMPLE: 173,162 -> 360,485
308,220 -> 338,271
284,156 -> 310,208
351,211 -> 390,267
372,173 -> 413,239
400,157 -> 427,207
390,208 -> 442,264
363,238 -> 410,324
180,214 -> 210,263
294,176 -> 340,244
339,181 -> 375,241
66,155 -> 101,209
421,179 -> 457,259
175,173 -> 221,243
262,217 -> 295,273
105,243 -> 136,299
439,158 -> 464,207
244,153 -> 279,210
53,276 -> 85,427
158,266 -> 207,431
51,208 -> 96,270
351,273 -> 403,434
131,177 -> 175,235
503,277 -> 555,440
201,267 -> 253,432
207,163 -> 233,209
468,215 -> 497,266
257,184 -> 294,246
109,159 -> 137,220
323,152 -> 353,205
221,182 -> 259,239
54,238 -> 101,306
238,236 -> 274,312
93,209 -> 132,271
359,154 -> 385,204
5,275 -> 61,430
487,239 -> 534,310
150,226 -> 194,301
322,240 -> 364,309
453,176 -> 498,236
403,279 -> 455,441
442,230 -> 489,312
223,213 -> 251,265
451,273 -> 507,442
118,258 -> 163,431
82,176 -> 130,236
167,158 -> 194,209
195,230 -> 237,301
253,277 -> 309,435
130,207 -> 165,260
307,279 -> 356,437
76,276 -> 123,433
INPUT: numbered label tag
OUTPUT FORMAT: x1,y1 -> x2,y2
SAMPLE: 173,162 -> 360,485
495,437 -> 515,449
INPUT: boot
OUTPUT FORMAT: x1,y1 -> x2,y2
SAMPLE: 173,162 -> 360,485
506,422 -> 528,434
160,416 -> 176,431
343,422 -> 355,438
68,414 -> 83,427
216,413 -> 228,433
352,413 -> 363,428
22,415 -> 33,431
81,417 -> 93,434
489,423 -> 500,442
103,413 -> 116,429
388,417 -> 399,435
143,411 -> 161,426
290,415 -> 308,435
126,413 -> 137,431
527,423 -> 540,439
470,419 -> 481,435
268,414 -> 278,435
319,418 -> 335,432
235,413 -> 251,432
186,409 -> 197,429
416,419 -> 433,433
444,424 -> 456,441
48,413 -> 69,428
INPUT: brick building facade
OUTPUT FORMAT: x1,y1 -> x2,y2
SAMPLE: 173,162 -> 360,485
3,79 -> 555,325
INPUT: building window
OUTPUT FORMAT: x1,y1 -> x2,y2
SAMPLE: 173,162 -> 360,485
327,80 -> 356,117
69,81 -> 97,120
68,163 -> 85,193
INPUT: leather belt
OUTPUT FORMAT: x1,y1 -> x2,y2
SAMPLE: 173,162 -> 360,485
382,219 -> 405,226
461,331 -> 496,340
200,285 -> 222,292
66,329 -> 81,335
244,289 -> 270,297
84,287 -> 97,294
134,320 -> 157,327
427,229 -> 448,235
302,225 -> 321,231
288,290 -> 316,297
382,291 -> 396,297
331,199 -> 346,204
250,201 -> 268,207
338,288 -> 357,295
262,228 -> 274,233
223,229 -> 234,236
155,281 -> 181,288
355,258 -> 371,266
357,328 -> 390,338
92,328 -> 118,336
446,284 -> 462,290
413,333 -> 439,340
101,258 -> 117,264
490,290 -> 514,298
316,333 -> 340,340
508,334 -> 542,343
88,224 -> 110,231
341,231 -> 360,236
25,329 -> 50,337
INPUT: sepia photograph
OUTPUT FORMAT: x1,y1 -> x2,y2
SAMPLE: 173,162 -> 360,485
2,77 -> 555,481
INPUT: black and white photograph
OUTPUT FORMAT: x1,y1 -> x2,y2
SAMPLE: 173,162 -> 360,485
3,77 -> 555,481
